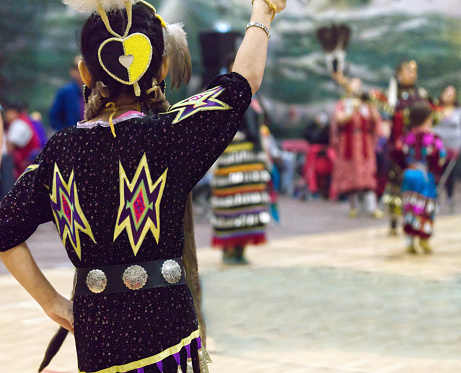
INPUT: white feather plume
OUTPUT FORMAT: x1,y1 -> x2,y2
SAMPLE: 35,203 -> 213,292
163,23 -> 191,90
62,0 -> 137,13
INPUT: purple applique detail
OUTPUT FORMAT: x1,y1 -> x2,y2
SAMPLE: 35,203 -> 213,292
167,86 -> 231,124
173,352 -> 181,365
185,343 -> 191,358
156,361 -> 164,372
50,164 -> 95,259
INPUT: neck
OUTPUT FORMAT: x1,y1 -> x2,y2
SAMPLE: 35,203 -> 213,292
86,94 -> 142,123
112,93 -> 140,107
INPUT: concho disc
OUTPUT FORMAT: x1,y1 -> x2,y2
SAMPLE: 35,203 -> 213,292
161,260 -> 182,284
123,265 -> 148,290
86,269 -> 108,294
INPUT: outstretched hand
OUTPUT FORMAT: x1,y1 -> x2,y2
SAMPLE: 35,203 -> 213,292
271,0 -> 287,13
253,0 -> 287,14
43,293 -> 74,334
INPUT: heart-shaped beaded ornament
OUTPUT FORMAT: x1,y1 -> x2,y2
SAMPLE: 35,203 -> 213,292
98,32 -> 153,87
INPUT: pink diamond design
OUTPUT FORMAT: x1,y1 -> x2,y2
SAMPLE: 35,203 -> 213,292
62,194 -> 72,222
133,189 -> 146,224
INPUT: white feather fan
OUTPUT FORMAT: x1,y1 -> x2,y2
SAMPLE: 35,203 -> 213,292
63,0 -> 137,12
164,23 -> 192,90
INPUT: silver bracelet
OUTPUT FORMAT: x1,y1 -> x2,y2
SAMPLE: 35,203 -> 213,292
246,21 -> 271,39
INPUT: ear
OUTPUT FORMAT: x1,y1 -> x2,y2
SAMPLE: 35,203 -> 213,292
158,55 -> 169,83
78,60 -> 92,87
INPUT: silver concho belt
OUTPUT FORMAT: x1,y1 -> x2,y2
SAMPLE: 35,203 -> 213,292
75,259 -> 185,295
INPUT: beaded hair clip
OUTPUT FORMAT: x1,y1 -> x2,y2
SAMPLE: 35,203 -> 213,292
63,0 -> 191,96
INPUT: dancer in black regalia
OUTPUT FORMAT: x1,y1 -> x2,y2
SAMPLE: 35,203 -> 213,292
0,0 -> 287,372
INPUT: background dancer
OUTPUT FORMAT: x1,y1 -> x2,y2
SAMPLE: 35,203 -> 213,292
379,60 -> 430,235
331,73 -> 383,218
211,94 -> 271,265
433,85 -> 461,211
395,102 -> 446,254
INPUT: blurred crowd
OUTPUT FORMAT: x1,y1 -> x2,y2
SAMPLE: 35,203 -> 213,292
193,58 -> 460,260
0,56 -> 84,199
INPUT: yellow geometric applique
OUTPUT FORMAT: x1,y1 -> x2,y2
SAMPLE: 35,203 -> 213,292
167,86 -> 232,124
114,153 -> 168,256
49,164 -> 95,260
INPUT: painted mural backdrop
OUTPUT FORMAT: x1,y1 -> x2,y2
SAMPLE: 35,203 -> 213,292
1,0 -> 461,136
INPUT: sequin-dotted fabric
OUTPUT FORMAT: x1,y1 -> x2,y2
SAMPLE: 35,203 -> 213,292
0,73 -> 252,373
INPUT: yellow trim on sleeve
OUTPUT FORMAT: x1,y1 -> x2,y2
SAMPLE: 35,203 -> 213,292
16,164 -> 39,182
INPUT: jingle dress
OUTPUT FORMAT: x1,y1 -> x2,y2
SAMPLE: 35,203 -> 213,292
0,73 -> 251,373
210,101 -> 271,248
396,131 -> 446,239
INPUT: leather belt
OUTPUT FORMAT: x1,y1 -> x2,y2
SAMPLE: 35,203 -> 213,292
75,258 -> 186,295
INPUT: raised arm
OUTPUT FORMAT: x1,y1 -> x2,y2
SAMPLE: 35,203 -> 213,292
232,0 -> 287,94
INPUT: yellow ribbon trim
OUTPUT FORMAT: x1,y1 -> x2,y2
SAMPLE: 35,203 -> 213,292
137,0 -> 167,28
97,5 -> 122,38
224,142 -> 254,153
133,81 -> 141,97
105,102 -> 118,138
123,1 -> 133,37
101,102 -> 143,138
156,13 -> 167,28
79,329 -> 201,373
16,164 -> 39,182
138,0 -> 157,13
97,1 -> 134,38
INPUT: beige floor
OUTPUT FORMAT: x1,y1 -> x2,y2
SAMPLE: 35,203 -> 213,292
1,215 -> 461,372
